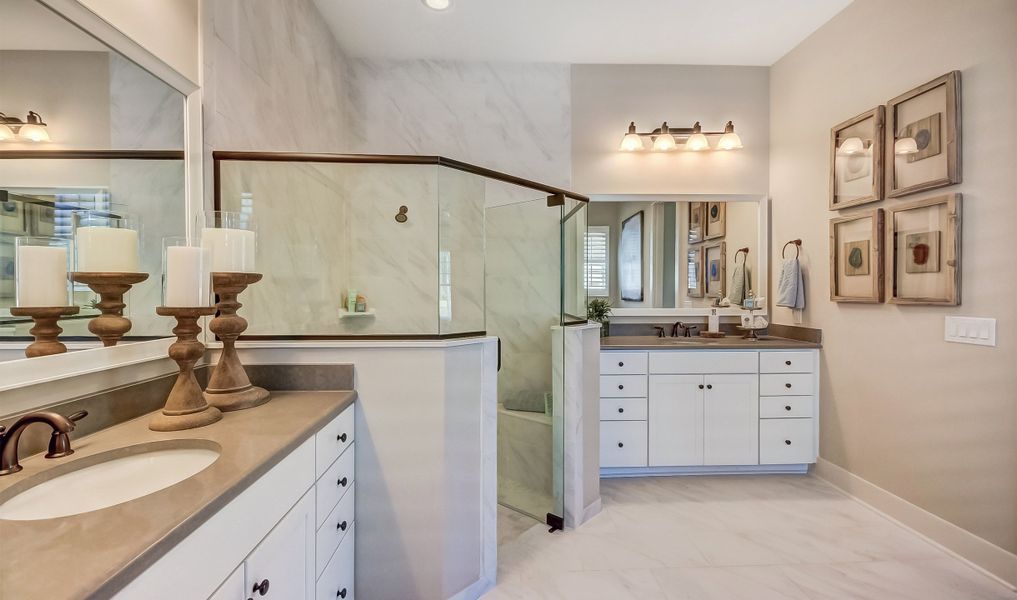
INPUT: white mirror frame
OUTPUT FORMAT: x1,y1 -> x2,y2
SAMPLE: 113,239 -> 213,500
0,0 -> 202,392
587,194 -> 769,320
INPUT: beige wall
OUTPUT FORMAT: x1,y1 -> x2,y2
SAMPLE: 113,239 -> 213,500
571,64 -> 770,196
770,0 -> 1017,556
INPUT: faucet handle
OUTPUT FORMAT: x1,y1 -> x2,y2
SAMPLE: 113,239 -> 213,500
68,410 -> 88,424
45,410 -> 88,459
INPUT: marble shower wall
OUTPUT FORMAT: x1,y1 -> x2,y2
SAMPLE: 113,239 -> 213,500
346,59 -> 572,191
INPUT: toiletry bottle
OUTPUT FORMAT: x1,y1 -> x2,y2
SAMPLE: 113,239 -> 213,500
708,308 -> 720,333
347,289 -> 357,312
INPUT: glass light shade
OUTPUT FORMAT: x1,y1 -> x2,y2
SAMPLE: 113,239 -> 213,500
717,131 -> 743,150
652,133 -> 677,152
837,136 -> 865,155
199,210 -> 257,273
162,237 -> 212,307
423,0 -> 450,9
72,209 -> 142,273
18,123 -> 50,142
894,137 -> 919,155
619,133 -> 644,152
0,124 -> 15,141
685,133 -> 710,151
15,236 -> 71,307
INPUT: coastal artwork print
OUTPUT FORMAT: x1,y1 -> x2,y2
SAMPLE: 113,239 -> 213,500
844,240 -> 870,276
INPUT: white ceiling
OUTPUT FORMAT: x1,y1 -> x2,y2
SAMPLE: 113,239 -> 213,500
313,0 -> 852,65
1,0 -> 107,51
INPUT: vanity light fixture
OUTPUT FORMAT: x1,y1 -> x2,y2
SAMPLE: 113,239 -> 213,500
0,111 -> 51,142
836,136 -> 867,156
619,120 -> 742,152
423,0 -> 451,10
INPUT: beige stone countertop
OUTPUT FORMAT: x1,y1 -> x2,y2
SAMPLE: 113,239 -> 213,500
600,335 -> 821,350
0,390 -> 356,600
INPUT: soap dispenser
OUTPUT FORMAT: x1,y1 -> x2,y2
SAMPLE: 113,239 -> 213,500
707,308 -> 720,333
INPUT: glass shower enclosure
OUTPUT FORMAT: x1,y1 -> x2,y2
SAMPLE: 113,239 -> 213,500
215,153 -> 588,526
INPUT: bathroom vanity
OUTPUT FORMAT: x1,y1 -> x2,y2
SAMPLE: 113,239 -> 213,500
599,336 -> 820,475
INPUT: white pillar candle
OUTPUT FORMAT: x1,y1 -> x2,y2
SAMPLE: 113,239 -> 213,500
201,227 -> 256,272
164,246 -> 211,307
75,226 -> 140,272
16,246 -> 68,307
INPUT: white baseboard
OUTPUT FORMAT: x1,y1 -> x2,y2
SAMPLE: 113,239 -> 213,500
449,576 -> 493,600
815,457 -> 1017,591
579,497 -> 602,527
601,464 -> 809,478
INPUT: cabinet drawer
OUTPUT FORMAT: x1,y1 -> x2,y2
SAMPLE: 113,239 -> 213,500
760,373 -> 814,396
316,525 -> 355,600
316,483 -> 355,578
600,375 -> 647,398
316,404 -> 355,477
760,418 -> 815,464
600,397 -> 647,421
649,351 -> 758,374
760,395 -> 814,418
600,421 -> 647,467
316,444 -> 355,528
600,352 -> 648,375
760,351 -> 813,374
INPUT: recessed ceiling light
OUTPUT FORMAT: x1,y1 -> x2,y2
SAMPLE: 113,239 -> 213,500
423,0 -> 451,10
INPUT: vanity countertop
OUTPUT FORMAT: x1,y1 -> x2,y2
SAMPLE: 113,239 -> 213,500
0,390 -> 356,600
601,335 -> 821,350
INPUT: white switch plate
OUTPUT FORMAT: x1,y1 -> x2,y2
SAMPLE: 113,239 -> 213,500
945,316 -> 996,347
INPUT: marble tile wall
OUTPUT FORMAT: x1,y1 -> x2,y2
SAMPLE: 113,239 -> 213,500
438,168 -> 486,335
108,54 -> 184,150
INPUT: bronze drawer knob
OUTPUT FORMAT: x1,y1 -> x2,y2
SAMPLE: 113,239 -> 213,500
617,442 -> 624,448
617,407 -> 624,413
785,383 -> 792,389
785,360 -> 792,366
618,361 -> 624,367
785,440 -> 792,445
337,588 -> 348,598
785,405 -> 792,411
337,432 -> 348,443
618,384 -> 624,390
698,384 -> 704,389
337,520 -> 348,531
253,579 -> 270,596
706,384 -> 713,390
338,476 -> 348,487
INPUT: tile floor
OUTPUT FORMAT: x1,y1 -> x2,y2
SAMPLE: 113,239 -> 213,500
484,475 -> 1015,599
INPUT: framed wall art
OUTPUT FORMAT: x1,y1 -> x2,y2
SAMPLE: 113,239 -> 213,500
704,201 -> 726,240
886,71 -> 961,198
618,210 -> 644,302
887,194 -> 961,305
686,246 -> 704,298
830,106 -> 884,210
703,240 -> 726,299
688,202 -> 705,245
830,209 -> 884,303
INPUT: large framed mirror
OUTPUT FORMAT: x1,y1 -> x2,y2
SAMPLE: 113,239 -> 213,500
587,194 -> 768,317
0,0 -> 200,379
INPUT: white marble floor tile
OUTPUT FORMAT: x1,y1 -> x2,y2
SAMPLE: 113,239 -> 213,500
483,475 -> 1014,600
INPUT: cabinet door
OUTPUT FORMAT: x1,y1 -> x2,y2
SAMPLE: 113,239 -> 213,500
703,374 -> 759,465
208,565 -> 244,600
648,375 -> 703,466
245,490 -> 314,600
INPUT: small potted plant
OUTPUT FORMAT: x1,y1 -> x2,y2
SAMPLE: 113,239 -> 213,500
587,298 -> 612,338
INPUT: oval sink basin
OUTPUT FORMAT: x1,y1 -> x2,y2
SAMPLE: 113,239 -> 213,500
0,441 -> 220,521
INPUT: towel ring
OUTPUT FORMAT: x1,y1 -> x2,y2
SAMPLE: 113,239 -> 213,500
734,247 -> 749,264
782,239 -> 802,259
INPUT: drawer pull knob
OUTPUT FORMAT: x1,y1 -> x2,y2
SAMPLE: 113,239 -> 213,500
617,442 -> 624,448
785,439 -> 792,445
706,384 -> 713,390
785,405 -> 792,411
618,384 -> 624,390
785,360 -> 792,366
337,520 -> 348,531
253,579 -> 270,596
785,383 -> 792,389
338,476 -> 348,487
617,407 -> 624,413
337,588 -> 348,599
337,432 -> 348,443
698,384 -> 704,390
618,361 -> 624,367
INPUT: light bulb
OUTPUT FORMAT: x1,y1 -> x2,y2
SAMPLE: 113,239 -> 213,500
653,133 -> 677,152
894,137 -> 918,155
18,123 -> 49,142
0,124 -> 14,142
837,137 -> 865,155
685,133 -> 710,151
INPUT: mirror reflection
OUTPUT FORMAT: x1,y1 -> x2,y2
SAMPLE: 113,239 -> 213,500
587,199 -> 760,309
0,0 -> 186,345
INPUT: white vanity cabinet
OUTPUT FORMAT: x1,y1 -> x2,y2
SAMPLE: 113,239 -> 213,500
116,403 -> 356,600
601,348 -> 818,475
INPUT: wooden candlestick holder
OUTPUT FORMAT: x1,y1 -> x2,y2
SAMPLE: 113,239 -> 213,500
150,306 -> 222,432
204,272 -> 270,411
70,272 -> 149,347
9,306 -> 80,358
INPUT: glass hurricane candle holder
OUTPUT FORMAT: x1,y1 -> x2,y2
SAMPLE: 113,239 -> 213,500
162,237 -> 212,308
15,236 -> 71,308
199,210 -> 256,273
72,209 -> 142,273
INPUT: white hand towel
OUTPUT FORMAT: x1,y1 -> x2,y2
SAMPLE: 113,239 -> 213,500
776,258 -> 805,310
729,263 -> 751,306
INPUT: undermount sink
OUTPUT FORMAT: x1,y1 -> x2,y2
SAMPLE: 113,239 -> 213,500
0,440 -> 220,521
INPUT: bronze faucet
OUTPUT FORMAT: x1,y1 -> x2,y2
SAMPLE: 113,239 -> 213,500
671,321 -> 698,338
0,410 -> 88,476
